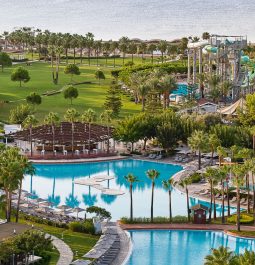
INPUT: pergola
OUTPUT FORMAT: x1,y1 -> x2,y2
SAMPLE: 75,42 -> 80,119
11,122 -> 114,157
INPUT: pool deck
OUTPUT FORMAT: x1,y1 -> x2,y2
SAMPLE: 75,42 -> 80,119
29,155 -> 127,164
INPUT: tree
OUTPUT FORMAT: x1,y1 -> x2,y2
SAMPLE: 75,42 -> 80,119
104,81 -> 122,117
26,92 -> 42,106
238,249 -> 255,264
64,108 -> 80,155
146,169 -> 160,222
128,41 -> 137,63
238,93 -> 255,126
231,164 -> 247,231
100,110 -> 112,154
196,73 -> 206,98
157,40 -> 167,63
204,246 -> 237,265
220,81 -> 232,103
11,67 -> 30,87
9,104 -> 33,124
44,112 -> 60,155
162,178 -> 174,222
95,70 -> 105,85
85,32 -> 94,66
22,115 -> 38,157
110,41 -> 119,67
64,85 -> 79,105
0,52 -> 12,72
160,75 -> 177,108
208,133 -> 221,164
119,36 -> 129,65
188,130 -> 209,169
148,43 -> 156,64
81,108 -> 97,154
125,173 -> 139,221
202,32 -> 210,40
64,64 -> 80,82
177,177 -> 192,222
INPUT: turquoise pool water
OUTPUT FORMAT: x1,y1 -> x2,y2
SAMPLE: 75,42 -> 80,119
172,84 -> 188,96
23,159 -> 232,220
127,230 -> 255,265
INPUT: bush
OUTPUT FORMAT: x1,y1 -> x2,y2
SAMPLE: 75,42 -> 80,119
190,173 -> 202,183
119,153 -> 132,156
130,151 -> 142,155
69,221 -> 95,234
227,214 -> 254,224
120,215 -> 188,224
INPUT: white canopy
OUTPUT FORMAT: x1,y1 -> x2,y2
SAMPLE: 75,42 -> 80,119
218,98 -> 246,116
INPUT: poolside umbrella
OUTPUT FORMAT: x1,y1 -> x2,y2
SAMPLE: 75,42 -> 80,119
71,207 -> 85,219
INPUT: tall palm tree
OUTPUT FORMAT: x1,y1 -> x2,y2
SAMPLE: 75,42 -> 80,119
64,108 -> 80,156
94,40 -> 102,66
160,75 -> 177,109
204,246 -> 236,265
148,43 -> 156,64
220,81 -> 232,104
146,169 -> 160,222
16,156 -> 35,222
110,41 -> 119,67
125,173 -> 139,221
22,115 -> 38,157
177,177 -> 192,222
157,40 -> 168,63
44,112 -> 60,156
100,110 -> 112,154
208,134 -> 221,164
196,73 -> 206,98
238,249 -> 255,264
78,35 -> 86,64
188,130 -> 209,169
81,109 -> 97,154
137,83 -> 150,111
138,42 -> 147,62
119,36 -> 129,65
85,32 -> 94,66
128,41 -> 137,63
231,164 -> 247,231
103,41 -> 111,67
162,178 -> 174,222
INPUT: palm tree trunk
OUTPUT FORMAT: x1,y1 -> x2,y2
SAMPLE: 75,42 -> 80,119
113,52 -> 116,68
142,97 -> 145,111
88,48 -> 91,66
88,123 -> 91,155
213,191 -> 216,220
80,49 -> 83,64
221,181 -> 225,223
252,172 -> 255,225
107,126 -> 110,154
52,125 -> 55,156
151,182 -> 154,222
65,48 -> 68,64
237,185 -> 241,232
169,190 -> 172,222
247,174 -> 250,213
73,48 -> 76,64
130,184 -> 133,221
72,122 -> 74,156
198,150 -> 201,170
16,180 -> 22,222
30,127 -> 33,157
151,52 -> 154,64
209,181 -> 213,223
186,187 -> 190,222
226,182 -> 230,217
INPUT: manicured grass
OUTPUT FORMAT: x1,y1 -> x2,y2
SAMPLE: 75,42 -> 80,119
228,230 -> 255,238
0,61 -> 141,122
19,219 -> 99,260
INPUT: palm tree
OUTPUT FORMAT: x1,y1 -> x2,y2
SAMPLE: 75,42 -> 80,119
148,43 -> 156,64
85,32 -> 94,66
22,115 -> 38,157
16,156 -> 35,222
204,167 -> 218,222
177,177 -> 192,222
208,134 -> 221,164
78,35 -> 86,64
103,41 -> 111,67
162,178 -> 174,222
207,74 -> 221,102
231,164 -> 247,231
138,42 -> 147,62
64,108 -> 80,156
249,158 -> 255,225
94,40 -> 102,66
81,108 -> 97,154
204,246 -> 236,265
44,112 -> 60,156
110,41 -> 119,67
146,169 -> 160,222
196,73 -> 206,98
157,40 -> 167,63
119,36 -> 129,65
238,249 -> 255,264
100,110 -> 112,154
125,173 -> 139,221
160,75 -> 177,109
137,83 -> 150,111
188,130 -> 209,169
128,41 -> 137,63
220,81 -> 232,104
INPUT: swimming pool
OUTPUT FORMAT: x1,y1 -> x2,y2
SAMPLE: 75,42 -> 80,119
126,230 -> 255,265
23,159 -> 232,220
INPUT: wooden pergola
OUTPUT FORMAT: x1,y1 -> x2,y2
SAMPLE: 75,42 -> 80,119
11,122 -> 114,158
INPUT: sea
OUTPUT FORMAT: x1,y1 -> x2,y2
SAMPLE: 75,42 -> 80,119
0,0 -> 255,42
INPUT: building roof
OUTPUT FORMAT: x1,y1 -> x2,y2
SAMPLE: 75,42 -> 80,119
191,204 -> 209,211
197,98 -> 218,106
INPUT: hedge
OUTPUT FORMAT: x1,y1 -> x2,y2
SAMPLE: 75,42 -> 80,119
121,215 -> 188,224
227,214 -> 254,224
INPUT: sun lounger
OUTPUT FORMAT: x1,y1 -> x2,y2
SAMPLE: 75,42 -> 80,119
156,154 -> 162,160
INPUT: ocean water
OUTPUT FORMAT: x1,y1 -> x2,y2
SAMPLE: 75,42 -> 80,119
0,0 -> 255,41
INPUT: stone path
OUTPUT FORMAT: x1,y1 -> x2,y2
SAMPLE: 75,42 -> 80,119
47,234 -> 73,265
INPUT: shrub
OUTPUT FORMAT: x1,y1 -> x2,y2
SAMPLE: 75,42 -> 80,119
69,221 -> 95,234
227,214 -> 254,224
190,173 -> 202,183
120,215 -> 188,224
69,222 -> 84,232
83,220 -> 95,235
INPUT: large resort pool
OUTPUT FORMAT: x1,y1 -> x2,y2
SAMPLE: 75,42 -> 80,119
126,230 -> 255,265
24,159 -> 233,220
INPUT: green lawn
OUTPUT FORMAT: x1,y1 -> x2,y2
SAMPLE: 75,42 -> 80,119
0,60 -> 141,122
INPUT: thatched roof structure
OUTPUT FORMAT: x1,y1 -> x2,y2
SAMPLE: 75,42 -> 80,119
11,122 -> 113,145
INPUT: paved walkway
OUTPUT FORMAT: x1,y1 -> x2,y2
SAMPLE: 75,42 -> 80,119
47,234 -> 73,265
